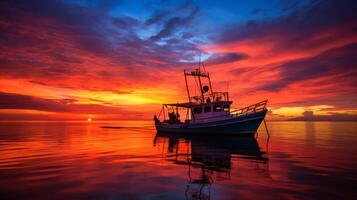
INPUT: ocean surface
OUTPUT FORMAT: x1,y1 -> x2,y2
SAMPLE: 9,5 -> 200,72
0,121 -> 356,200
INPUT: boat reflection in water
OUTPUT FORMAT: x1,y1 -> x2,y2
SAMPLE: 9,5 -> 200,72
153,133 -> 269,200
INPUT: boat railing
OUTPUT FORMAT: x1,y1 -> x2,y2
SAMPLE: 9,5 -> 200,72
230,100 -> 268,117
190,100 -> 268,123
190,92 -> 229,104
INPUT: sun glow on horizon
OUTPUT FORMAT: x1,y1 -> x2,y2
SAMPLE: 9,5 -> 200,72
272,105 -> 330,117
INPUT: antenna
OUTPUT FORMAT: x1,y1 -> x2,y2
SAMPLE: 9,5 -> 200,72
198,51 -> 207,73
198,52 -> 202,70
202,61 -> 206,73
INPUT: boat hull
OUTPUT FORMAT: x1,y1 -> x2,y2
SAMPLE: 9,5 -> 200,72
155,109 -> 267,136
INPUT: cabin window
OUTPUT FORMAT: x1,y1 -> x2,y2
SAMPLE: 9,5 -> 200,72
223,105 -> 230,112
193,107 -> 202,114
204,106 -> 211,113
214,105 -> 222,112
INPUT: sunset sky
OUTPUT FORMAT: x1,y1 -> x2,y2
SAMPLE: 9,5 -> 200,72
0,0 -> 356,121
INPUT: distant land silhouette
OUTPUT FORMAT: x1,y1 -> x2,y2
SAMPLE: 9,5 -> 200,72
289,111 -> 357,121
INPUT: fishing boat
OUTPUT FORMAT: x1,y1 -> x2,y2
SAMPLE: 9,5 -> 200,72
153,66 -> 268,136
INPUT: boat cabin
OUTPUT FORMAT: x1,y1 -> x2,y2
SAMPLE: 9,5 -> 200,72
191,101 -> 232,123
155,67 -> 233,124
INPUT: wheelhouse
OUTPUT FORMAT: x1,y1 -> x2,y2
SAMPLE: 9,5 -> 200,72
191,101 -> 232,123
154,66 -> 234,124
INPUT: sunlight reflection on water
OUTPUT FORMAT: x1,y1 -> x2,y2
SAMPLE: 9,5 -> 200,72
0,121 -> 356,199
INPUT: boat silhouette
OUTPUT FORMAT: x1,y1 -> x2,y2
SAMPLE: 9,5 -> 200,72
154,66 -> 268,135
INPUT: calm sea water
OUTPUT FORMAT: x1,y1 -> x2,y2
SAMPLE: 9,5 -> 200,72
0,121 -> 356,200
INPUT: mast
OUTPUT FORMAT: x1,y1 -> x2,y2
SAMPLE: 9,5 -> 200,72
196,69 -> 205,103
197,56 -> 205,103
208,72 -> 213,96
183,65 -> 213,105
184,70 -> 191,103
